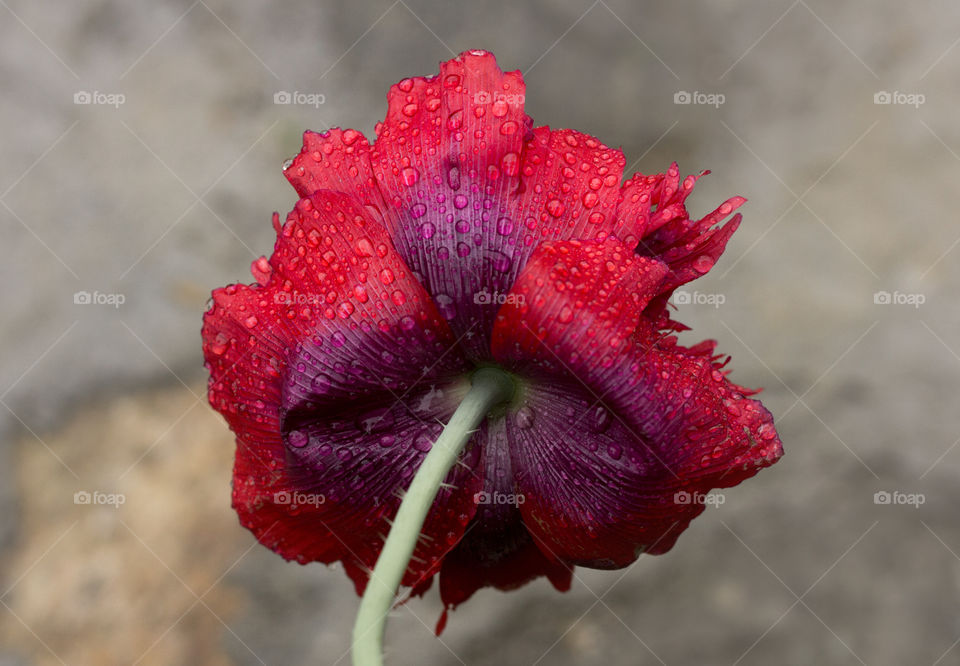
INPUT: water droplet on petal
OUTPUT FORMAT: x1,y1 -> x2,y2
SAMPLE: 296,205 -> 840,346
401,166 -> 420,186
514,406 -> 534,429
288,429 -> 308,448
447,165 -> 461,190
758,423 -> 777,440
311,373 -> 332,392
501,151 -> 519,176
447,109 -> 463,130
489,250 -> 511,273
420,222 -> 436,239
693,255 -> 715,273
496,216 -> 514,235
546,199 -> 565,217
379,434 -> 396,447
380,268 -> 395,285
210,333 -> 229,356
410,203 -> 427,218
591,406 -> 611,433
414,430 -> 433,452
355,238 -> 375,257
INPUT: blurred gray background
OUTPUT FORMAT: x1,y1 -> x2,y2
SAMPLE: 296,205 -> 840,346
2,1 -> 959,664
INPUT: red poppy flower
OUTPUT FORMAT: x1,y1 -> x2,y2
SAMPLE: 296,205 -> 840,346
202,50 -> 782,628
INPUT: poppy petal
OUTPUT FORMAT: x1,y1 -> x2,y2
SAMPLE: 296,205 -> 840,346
437,417 -> 572,617
614,164 -> 746,293
363,50 -> 625,359
505,378 -> 694,566
284,128 -> 389,223
490,237 -> 782,561
202,189 -> 480,590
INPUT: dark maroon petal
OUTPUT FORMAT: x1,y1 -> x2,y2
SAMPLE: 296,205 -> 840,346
491,237 -> 782,561
437,417 -> 572,620
505,378 -> 695,565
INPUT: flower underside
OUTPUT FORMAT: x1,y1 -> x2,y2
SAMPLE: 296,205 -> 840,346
202,49 -> 783,629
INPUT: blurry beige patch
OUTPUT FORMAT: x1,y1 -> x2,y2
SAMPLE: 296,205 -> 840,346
1,384 -> 252,666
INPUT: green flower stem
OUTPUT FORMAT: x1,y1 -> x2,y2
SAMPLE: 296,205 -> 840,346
352,367 -> 515,666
